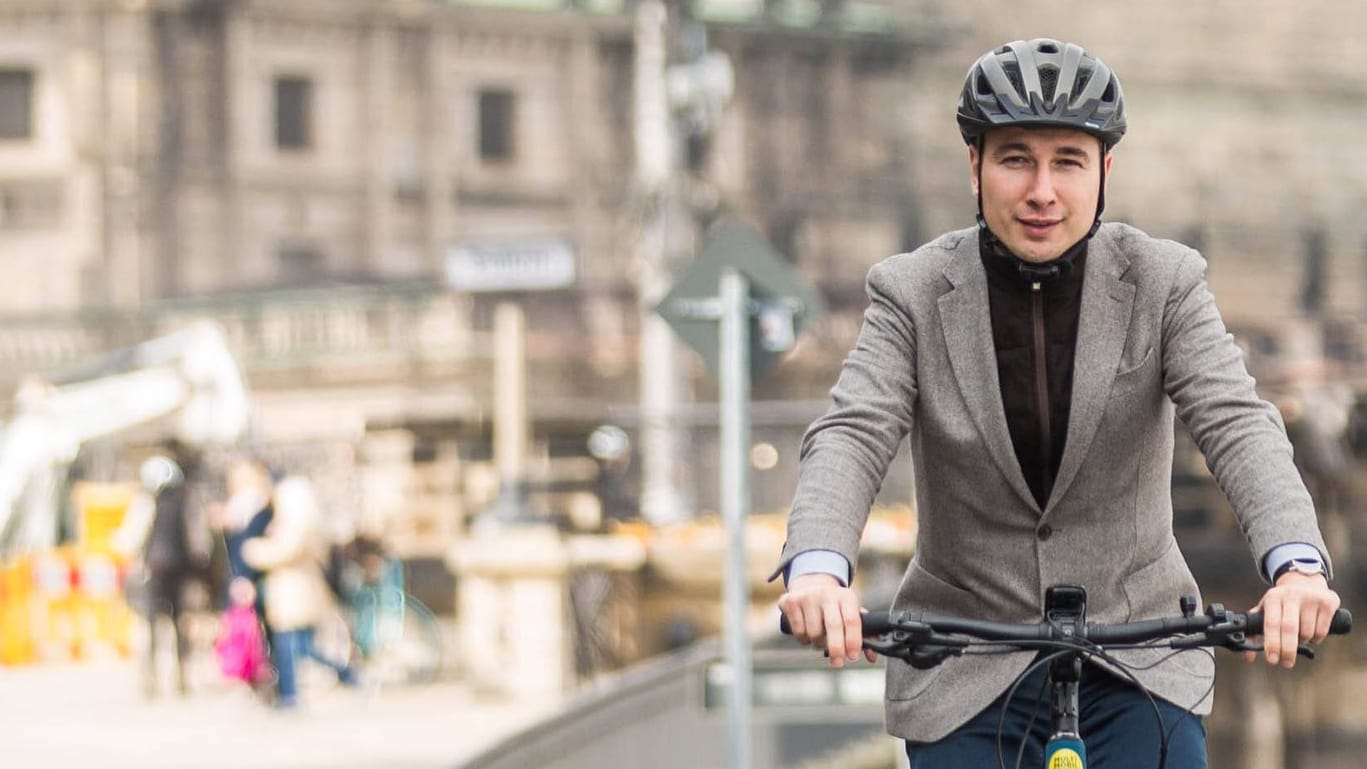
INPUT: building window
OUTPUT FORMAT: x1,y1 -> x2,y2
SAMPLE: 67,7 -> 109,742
478,88 -> 515,163
275,76 -> 313,150
278,244 -> 324,286
0,69 -> 34,140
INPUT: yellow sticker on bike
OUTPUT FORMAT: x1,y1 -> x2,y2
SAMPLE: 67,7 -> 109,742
1048,749 -> 1083,769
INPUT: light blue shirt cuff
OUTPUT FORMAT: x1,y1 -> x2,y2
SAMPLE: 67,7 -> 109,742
786,549 -> 852,588
1262,542 -> 1325,583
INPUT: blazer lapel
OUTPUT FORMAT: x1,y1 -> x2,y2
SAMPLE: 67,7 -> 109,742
1044,235 -> 1135,513
938,235 -> 1039,511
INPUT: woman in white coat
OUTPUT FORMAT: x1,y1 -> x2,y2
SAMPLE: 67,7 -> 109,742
242,475 -> 356,707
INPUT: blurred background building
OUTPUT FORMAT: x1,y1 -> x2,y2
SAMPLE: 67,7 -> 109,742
0,1 -> 1366,767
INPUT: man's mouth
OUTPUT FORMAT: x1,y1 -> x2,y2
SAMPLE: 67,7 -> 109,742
1018,218 -> 1061,237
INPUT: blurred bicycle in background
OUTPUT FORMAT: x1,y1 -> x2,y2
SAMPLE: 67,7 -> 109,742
333,537 -> 444,689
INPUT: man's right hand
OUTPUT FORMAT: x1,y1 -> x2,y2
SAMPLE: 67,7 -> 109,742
777,573 -> 876,668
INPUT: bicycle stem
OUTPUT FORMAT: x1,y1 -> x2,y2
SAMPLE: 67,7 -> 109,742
1049,655 -> 1082,737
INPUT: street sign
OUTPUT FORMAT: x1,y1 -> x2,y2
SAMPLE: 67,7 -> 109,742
445,239 -> 576,293
656,217 -> 825,380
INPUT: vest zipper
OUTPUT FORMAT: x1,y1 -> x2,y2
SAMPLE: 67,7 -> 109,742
1032,281 -> 1051,501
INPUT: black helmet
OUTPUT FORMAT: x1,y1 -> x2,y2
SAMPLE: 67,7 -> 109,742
957,39 -> 1126,150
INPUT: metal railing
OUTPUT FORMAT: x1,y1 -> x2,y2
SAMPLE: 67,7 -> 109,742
456,637 -> 889,769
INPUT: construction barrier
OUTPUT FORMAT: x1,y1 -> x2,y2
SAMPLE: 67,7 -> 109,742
0,483 -> 138,665
29,547 -> 77,662
0,555 -> 34,664
3,545 -> 136,664
72,546 -> 134,659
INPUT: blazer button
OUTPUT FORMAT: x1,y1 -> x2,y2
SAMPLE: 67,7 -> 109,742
1037,524 -> 1054,541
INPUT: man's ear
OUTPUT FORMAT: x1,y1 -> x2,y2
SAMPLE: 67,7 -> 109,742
968,144 -> 981,197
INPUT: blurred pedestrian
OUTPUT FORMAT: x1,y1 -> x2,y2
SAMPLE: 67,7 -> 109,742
213,576 -> 270,687
112,453 -> 200,698
212,453 -> 275,620
243,475 -> 357,709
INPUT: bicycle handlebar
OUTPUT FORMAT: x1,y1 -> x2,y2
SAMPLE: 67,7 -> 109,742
779,606 -> 1352,645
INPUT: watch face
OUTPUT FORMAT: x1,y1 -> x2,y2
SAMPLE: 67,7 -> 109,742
1284,561 -> 1324,578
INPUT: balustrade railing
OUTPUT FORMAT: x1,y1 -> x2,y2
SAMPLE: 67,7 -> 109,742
0,282 -> 485,387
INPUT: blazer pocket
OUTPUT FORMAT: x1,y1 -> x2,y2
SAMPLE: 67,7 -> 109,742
886,561 -> 976,701
1120,538 -> 1181,617
1110,345 -> 1156,396
1120,540 -> 1207,676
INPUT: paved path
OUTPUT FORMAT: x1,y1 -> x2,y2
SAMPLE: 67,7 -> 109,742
0,653 -> 554,769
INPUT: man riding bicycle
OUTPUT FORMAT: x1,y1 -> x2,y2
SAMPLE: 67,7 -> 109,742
773,38 -> 1342,768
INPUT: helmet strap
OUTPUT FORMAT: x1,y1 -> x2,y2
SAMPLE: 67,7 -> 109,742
1089,146 -> 1108,237
975,136 -> 987,230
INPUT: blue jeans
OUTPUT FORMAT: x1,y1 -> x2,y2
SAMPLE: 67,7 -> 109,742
905,659 -> 1207,768
271,627 -> 355,706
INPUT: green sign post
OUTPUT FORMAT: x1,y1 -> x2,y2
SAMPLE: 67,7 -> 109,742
656,216 -> 825,769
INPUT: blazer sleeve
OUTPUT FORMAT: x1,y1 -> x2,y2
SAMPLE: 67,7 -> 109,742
771,257 -> 919,581
1160,250 -> 1332,576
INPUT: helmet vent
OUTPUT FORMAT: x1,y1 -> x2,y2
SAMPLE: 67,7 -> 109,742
1002,62 -> 1024,94
1038,67 -> 1059,102
1072,72 -> 1089,98
1037,42 -> 1059,54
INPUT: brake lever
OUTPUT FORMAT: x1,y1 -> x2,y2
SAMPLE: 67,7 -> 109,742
861,631 -> 968,669
1184,632 -> 1318,660
862,636 -> 909,659
1219,634 -> 1261,654
1172,629 -> 1260,654
1218,640 -> 1318,659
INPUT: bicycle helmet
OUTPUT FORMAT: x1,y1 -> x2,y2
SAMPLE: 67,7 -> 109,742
957,39 -> 1126,150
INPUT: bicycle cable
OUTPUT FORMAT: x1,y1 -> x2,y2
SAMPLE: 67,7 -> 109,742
1080,645 -> 1174,769
964,638 -> 1174,769
996,648 -> 1076,769
1085,641 -> 1221,765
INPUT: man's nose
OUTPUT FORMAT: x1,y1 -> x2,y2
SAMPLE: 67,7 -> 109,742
1024,167 -> 1057,207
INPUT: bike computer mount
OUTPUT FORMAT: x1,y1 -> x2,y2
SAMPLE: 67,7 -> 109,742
1045,584 -> 1087,633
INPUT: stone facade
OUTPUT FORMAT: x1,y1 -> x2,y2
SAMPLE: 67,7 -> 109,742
0,1 -> 930,552
1,0 -> 1366,527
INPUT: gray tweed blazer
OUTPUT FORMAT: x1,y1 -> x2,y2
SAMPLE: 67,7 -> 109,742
774,222 -> 1331,742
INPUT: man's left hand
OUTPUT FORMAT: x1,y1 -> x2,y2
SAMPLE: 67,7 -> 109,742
1244,573 -> 1341,668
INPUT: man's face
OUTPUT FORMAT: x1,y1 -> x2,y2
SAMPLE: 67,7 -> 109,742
969,126 -> 1112,263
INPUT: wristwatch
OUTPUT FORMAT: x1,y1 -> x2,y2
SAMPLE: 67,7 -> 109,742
1273,558 -> 1326,582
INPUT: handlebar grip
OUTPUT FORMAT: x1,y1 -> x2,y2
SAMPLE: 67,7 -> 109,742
861,612 -> 895,636
1244,607 -> 1352,636
778,610 -> 896,636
